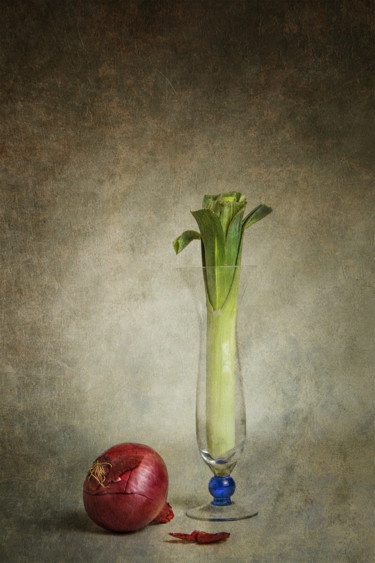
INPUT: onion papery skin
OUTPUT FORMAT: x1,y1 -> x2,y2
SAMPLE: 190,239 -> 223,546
83,443 -> 170,532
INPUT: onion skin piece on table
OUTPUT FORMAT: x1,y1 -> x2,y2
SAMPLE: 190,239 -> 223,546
169,531 -> 230,543
83,443 -> 173,532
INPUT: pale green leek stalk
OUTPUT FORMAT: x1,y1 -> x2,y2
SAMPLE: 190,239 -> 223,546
174,193 -> 271,458
206,278 -> 239,456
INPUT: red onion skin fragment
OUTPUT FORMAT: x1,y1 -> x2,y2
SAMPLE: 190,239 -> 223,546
169,531 -> 230,543
83,443 -> 173,532
153,502 -> 174,523
195,531 -> 230,544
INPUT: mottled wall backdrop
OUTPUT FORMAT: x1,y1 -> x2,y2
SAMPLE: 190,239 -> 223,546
1,1 -> 374,561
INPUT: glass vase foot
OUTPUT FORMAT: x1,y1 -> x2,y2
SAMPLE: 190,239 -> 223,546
186,502 -> 258,521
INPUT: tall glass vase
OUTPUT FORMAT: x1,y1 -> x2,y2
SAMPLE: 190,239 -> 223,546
179,265 -> 258,521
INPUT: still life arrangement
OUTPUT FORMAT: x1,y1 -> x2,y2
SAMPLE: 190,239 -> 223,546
82,192 -> 272,536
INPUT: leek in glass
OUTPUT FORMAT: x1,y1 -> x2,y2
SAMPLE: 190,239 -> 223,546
174,193 -> 272,458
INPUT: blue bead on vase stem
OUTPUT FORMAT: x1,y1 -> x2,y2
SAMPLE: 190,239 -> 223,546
209,475 -> 236,506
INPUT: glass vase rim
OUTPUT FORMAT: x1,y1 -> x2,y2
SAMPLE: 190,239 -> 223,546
176,264 -> 257,271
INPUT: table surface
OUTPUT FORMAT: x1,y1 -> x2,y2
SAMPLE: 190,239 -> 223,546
2,470 -> 374,563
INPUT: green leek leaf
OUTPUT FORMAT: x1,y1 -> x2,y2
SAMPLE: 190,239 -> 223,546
191,209 -> 225,268
173,230 -> 201,254
242,204 -> 273,231
225,207 -> 245,267
191,208 -> 227,309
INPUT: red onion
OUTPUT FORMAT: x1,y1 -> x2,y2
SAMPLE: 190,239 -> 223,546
83,443 -> 173,532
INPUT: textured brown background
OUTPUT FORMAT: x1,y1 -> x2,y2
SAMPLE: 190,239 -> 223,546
1,1 -> 374,561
